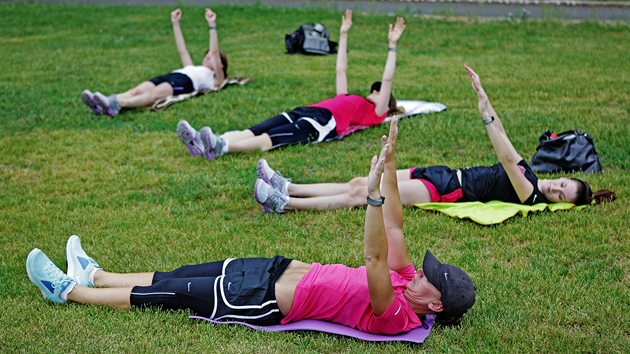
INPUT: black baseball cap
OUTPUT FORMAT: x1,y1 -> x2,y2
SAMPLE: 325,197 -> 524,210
370,81 -> 382,92
370,81 -> 394,109
423,250 -> 476,318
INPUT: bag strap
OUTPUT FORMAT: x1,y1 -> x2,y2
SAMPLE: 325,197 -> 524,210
541,129 -> 584,141
538,130 -> 553,142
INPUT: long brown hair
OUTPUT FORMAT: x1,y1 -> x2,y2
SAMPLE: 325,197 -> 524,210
205,49 -> 228,78
387,94 -> 404,115
370,81 -> 404,115
572,178 -> 616,205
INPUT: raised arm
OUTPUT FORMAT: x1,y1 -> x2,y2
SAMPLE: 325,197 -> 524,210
464,65 -> 533,202
206,8 -> 225,83
374,18 -> 405,117
171,9 -> 193,67
335,10 -> 352,95
380,118 -> 412,271
364,143 -> 395,316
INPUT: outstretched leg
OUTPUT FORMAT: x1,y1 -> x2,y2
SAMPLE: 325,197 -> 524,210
67,285 -> 133,309
274,168 -> 432,211
93,270 -> 154,288
286,169 -> 413,198
116,81 -> 158,101
117,82 -> 173,108
226,133 -> 273,152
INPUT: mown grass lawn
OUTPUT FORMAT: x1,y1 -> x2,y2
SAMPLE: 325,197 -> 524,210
1,2 -> 629,353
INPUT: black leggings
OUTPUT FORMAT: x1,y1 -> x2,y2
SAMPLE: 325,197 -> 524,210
129,256 -> 292,325
249,107 -> 338,149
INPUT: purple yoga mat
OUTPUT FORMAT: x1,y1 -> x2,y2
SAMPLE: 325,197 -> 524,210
190,315 -> 434,343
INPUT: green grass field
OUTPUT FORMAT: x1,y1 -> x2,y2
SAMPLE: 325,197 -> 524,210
1,2 -> 629,353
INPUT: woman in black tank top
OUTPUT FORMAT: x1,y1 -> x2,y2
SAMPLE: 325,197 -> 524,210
251,67 -> 614,213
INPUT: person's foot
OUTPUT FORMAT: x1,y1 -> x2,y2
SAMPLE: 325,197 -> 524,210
254,179 -> 288,213
66,235 -> 101,287
177,120 -> 204,157
93,92 -> 120,117
199,127 -> 226,160
256,159 -> 291,196
81,90 -> 105,115
26,248 -> 76,304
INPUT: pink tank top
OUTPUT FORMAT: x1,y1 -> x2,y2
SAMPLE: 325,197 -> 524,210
310,94 -> 387,134
281,263 -> 423,334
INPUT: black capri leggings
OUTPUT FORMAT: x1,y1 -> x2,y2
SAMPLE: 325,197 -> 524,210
129,256 -> 292,325
249,107 -> 338,149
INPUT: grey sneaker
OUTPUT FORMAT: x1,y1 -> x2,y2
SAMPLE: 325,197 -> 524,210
254,179 -> 288,213
199,126 -> 226,160
177,120 -> 204,157
66,235 -> 101,287
256,159 -> 291,196
26,248 -> 76,304
81,90 -> 105,115
93,92 -> 120,117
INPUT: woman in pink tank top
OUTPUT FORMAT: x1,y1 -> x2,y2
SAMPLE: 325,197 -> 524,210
177,10 -> 405,161
26,118 -> 475,334
253,66 -> 615,212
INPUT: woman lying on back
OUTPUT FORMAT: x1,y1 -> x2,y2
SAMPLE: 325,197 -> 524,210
81,8 -> 227,117
176,10 -> 405,160
252,65 -> 615,213
26,118 -> 476,333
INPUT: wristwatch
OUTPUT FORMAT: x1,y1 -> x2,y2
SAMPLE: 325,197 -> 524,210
367,195 -> 385,206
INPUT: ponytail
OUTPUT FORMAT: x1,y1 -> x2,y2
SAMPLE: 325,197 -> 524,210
572,178 -> 616,206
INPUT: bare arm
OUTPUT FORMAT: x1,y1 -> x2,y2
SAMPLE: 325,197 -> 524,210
171,9 -> 193,67
336,10 -> 352,95
374,18 -> 405,117
464,65 -> 533,202
364,143 -> 395,316
380,118 -> 412,271
206,8 -> 225,83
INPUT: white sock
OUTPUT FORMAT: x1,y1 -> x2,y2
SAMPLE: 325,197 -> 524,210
60,282 -> 76,301
222,140 -> 229,154
88,268 -> 99,284
283,182 -> 290,195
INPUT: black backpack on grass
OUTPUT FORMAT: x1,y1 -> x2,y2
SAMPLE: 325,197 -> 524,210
285,23 -> 338,55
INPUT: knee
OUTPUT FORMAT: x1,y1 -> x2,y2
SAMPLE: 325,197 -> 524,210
128,88 -> 141,96
348,177 -> 367,190
148,88 -> 168,101
348,183 -> 368,205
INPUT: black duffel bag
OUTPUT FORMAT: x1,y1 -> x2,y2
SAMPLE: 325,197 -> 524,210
531,129 -> 602,174
285,23 -> 338,55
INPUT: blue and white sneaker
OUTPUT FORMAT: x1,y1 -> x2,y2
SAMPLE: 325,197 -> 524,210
66,235 -> 101,287
177,120 -> 204,157
26,248 -> 76,304
256,159 -> 291,196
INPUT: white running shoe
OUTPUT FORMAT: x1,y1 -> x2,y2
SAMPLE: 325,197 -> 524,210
66,235 -> 101,287
93,92 -> 119,117
199,126 -> 226,160
254,179 -> 289,213
81,90 -> 105,115
256,159 -> 291,196
177,120 -> 204,157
